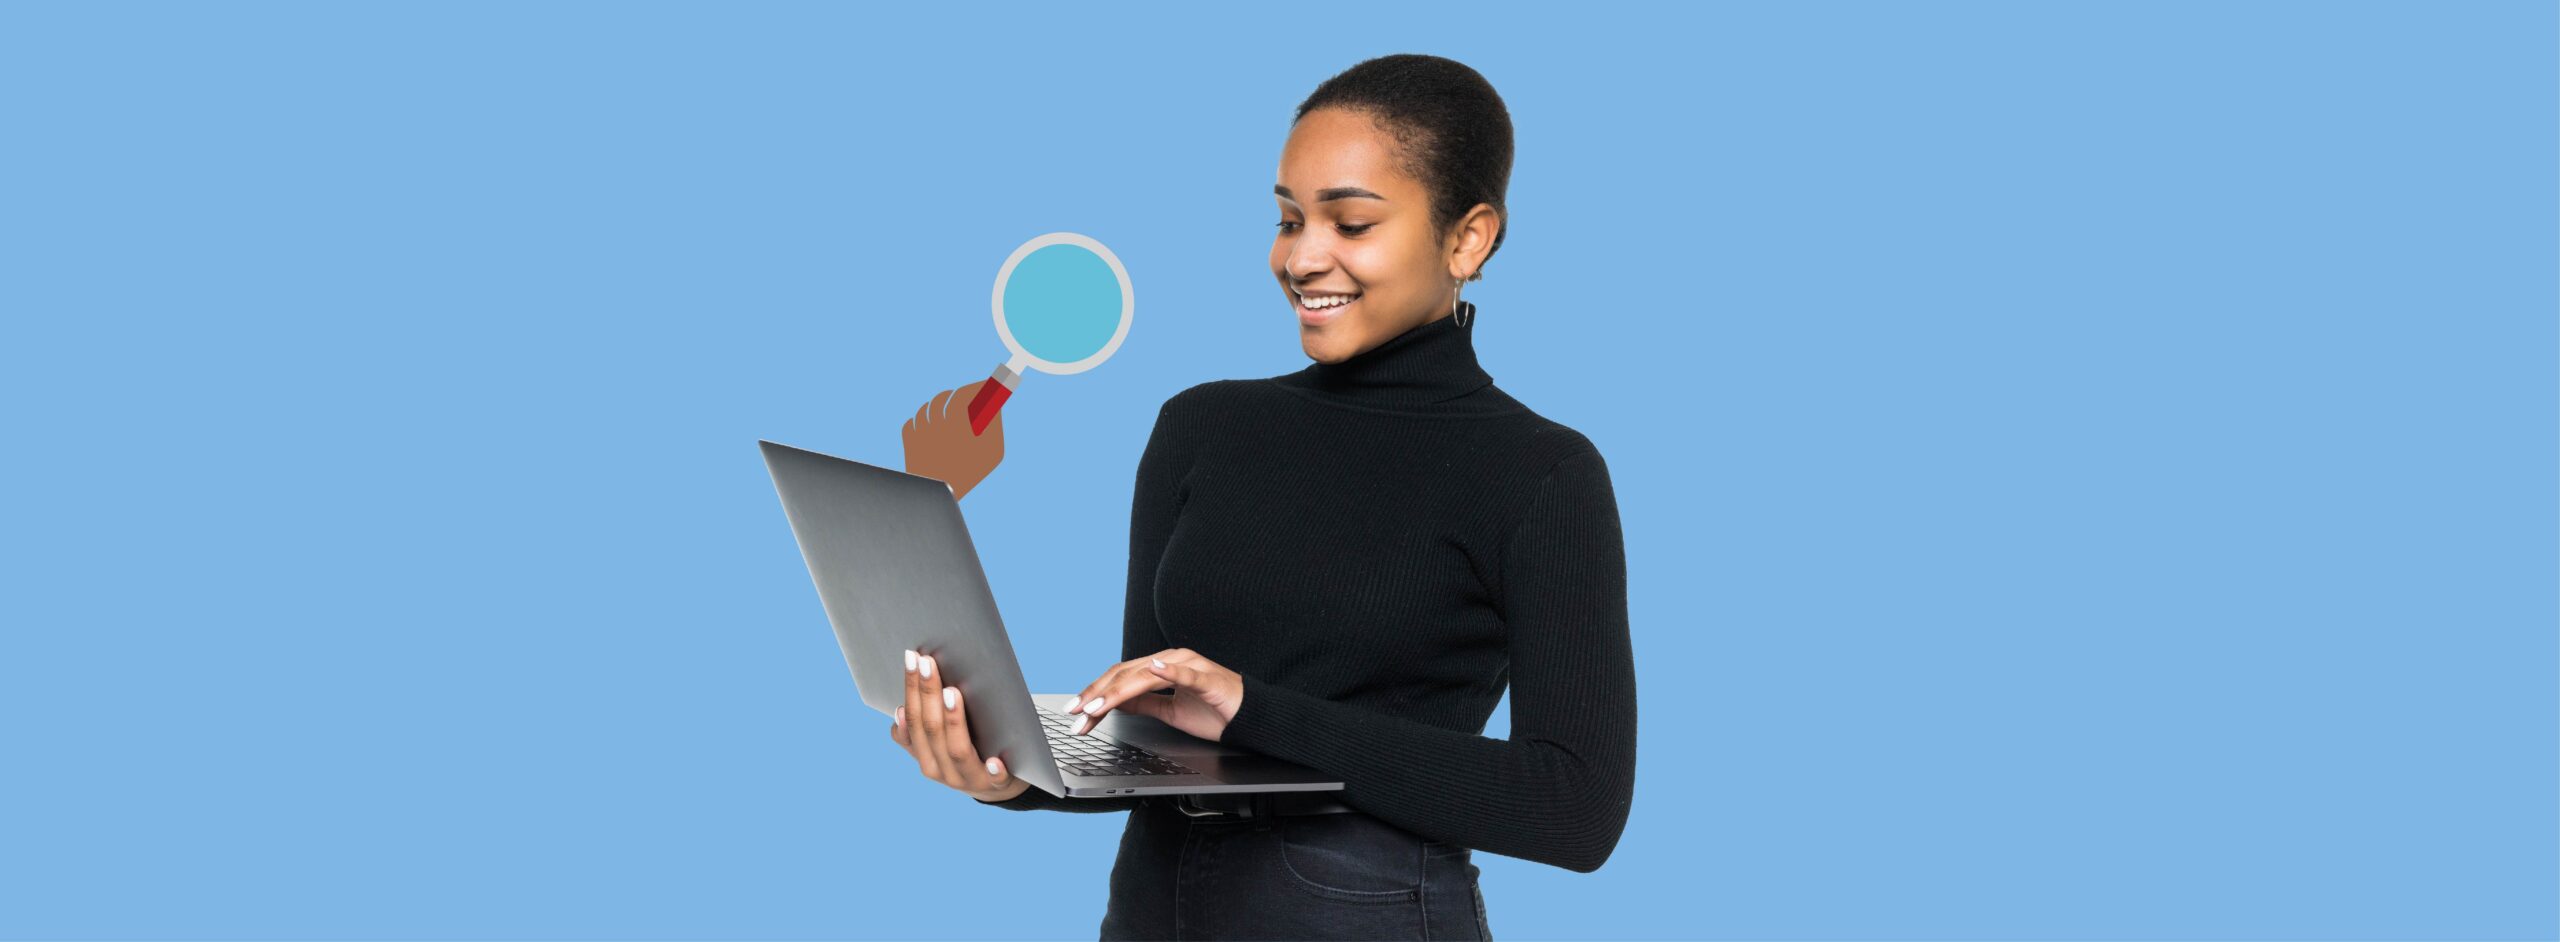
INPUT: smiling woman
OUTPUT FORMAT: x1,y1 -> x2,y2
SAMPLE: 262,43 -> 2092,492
956,53 -> 1637,942
1272,60 -> 1512,363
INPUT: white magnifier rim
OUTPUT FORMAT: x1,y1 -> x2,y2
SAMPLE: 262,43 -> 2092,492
990,231 -> 1134,376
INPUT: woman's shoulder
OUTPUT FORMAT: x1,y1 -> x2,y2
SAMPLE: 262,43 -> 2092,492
1159,378 -> 1256,412
1504,410 -> 1610,490
1142,379 -> 1257,430
1461,385 -> 1605,467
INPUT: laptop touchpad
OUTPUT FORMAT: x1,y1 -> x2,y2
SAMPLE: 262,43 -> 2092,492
1097,710 -> 1252,757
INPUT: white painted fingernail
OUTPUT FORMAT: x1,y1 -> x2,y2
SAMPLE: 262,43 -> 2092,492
1151,658 -> 1166,669
943,687 -> 958,709
985,757 -> 1002,776
1086,697 -> 1107,715
904,649 -> 918,672
919,656 -> 934,679
894,706 -> 904,727
1073,715 -> 1091,735
1065,697 -> 1083,715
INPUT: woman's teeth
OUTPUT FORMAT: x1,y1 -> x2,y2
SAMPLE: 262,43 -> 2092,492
1300,293 -> 1358,309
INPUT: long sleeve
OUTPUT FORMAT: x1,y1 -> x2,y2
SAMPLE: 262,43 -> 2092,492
978,392 -> 1197,814
1215,448 -> 1637,871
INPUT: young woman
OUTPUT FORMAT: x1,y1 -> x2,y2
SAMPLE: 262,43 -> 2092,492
893,54 -> 1635,941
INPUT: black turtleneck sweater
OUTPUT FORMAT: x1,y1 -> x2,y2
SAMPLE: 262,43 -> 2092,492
978,303 -> 1636,874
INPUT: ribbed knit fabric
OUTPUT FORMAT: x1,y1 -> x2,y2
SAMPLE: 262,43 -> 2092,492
977,303 -> 1636,873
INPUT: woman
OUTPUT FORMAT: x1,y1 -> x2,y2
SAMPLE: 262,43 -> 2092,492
893,54 -> 1634,941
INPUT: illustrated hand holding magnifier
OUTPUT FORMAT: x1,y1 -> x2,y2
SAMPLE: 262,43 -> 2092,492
901,233 -> 1134,498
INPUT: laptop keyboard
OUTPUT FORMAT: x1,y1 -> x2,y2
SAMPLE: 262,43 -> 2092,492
1039,710 -> 1200,777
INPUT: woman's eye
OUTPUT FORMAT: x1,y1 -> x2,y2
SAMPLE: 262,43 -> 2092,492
1273,221 -> 1372,236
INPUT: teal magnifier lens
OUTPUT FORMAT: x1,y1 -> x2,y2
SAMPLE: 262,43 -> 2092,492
965,233 -> 1134,435
1002,245 -> 1125,365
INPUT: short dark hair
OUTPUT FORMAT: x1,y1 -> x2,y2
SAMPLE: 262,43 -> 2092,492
1295,54 -> 1514,282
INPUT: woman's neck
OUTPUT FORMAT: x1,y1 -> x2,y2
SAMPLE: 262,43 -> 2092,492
1271,302 -> 1511,412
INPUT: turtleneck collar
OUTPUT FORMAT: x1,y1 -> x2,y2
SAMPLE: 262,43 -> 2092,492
1271,302 -> 1505,410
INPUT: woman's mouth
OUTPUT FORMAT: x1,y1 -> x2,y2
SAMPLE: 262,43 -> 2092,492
1296,290 -> 1360,327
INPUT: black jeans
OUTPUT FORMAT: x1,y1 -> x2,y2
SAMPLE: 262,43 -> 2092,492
1098,797 -> 1492,941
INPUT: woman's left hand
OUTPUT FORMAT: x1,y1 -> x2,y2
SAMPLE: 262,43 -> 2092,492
1063,648 -> 1244,743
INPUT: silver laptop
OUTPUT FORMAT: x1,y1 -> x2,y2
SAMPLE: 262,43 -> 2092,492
760,440 -> 1343,799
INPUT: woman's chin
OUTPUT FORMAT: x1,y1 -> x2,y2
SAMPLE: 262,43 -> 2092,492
1299,325 -> 1355,364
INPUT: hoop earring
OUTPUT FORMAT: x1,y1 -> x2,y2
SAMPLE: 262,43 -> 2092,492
1451,278 -> 1472,327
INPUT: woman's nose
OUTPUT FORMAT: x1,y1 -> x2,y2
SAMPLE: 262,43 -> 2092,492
1284,241 -> 1332,280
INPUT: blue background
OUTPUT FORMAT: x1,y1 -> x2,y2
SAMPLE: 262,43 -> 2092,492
2,2 -> 2552,939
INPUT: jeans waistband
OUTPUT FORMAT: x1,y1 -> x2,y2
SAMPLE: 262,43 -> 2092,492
1172,791 -> 1355,819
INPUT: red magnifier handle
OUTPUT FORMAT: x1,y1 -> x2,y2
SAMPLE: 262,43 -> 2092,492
966,363 -> 1022,436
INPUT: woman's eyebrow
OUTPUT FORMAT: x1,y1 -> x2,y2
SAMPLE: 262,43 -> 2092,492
1274,184 -> 1388,203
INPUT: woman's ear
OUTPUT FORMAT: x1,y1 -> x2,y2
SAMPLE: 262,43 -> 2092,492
1447,202 -> 1502,281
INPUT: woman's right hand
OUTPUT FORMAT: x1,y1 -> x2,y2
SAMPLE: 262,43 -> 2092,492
890,648 -> 1032,803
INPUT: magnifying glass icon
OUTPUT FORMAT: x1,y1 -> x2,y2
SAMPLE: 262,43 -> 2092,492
964,232 -> 1135,435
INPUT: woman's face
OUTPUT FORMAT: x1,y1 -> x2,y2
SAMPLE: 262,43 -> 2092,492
1271,107 -> 1463,364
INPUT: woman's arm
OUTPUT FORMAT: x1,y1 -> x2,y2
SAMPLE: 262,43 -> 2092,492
977,392 -> 1202,813
1216,447 -> 1637,872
